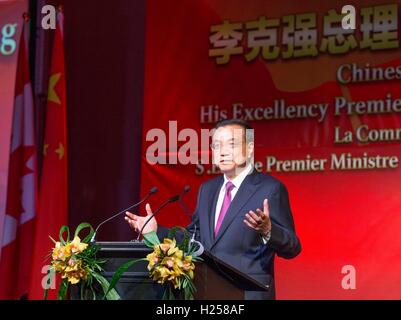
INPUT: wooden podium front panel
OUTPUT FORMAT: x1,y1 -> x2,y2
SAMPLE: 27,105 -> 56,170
194,263 -> 244,300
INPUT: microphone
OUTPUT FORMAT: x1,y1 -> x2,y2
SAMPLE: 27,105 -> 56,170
177,185 -> 202,254
177,184 -> 199,241
135,187 -> 188,241
177,185 -> 198,243
178,185 -> 191,219
90,186 -> 158,243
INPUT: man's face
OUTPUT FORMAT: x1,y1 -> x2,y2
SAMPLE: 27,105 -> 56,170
211,124 -> 252,174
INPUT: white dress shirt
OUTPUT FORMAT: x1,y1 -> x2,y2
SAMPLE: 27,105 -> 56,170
213,163 -> 271,244
214,163 -> 254,227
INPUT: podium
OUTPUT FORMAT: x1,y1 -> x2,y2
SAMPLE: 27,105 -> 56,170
79,241 -> 268,300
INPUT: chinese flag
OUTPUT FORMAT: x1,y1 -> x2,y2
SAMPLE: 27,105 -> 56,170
0,18 -> 38,300
28,10 -> 68,300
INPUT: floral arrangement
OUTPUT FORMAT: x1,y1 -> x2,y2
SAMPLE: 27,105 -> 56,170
46,224 -> 202,300
44,223 -> 119,300
106,227 -> 203,300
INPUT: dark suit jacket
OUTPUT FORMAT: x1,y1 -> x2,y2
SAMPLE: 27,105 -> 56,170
159,169 -> 301,300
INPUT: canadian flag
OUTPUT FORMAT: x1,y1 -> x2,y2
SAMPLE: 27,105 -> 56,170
0,19 -> 38,299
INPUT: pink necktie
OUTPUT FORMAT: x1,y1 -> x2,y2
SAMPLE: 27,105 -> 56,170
215,181 -> 235,237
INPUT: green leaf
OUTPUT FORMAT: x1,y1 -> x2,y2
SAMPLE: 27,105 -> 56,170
92,273 -> 120,300
184,286 -> 193,300
103,258 -> 147,299
162,287 -> 169,300
143,231 -> 160,247
57,279 -> 69,300
192,256 -> 203,262
167,226 -> 190,241
179,235 -> 189,253
168,286 -> 176,300
80,281 -> 86,300
74,222 -> 95,244
167,226 -> 179,240
166,226 -> 190,253
59,226 -> 70,245
184,274 -> 196,295
87,280 -> 95,300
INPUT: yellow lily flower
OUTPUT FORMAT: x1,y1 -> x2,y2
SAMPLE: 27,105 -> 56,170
70,236 -> 88,254
146,252 -> 160,270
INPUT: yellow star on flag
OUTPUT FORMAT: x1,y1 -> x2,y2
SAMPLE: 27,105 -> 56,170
55,143 -> 65,160
48,73 -> 62,104
43,144 -> 49,156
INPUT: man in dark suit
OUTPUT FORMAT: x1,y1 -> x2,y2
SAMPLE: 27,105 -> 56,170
125,119 -> 301,299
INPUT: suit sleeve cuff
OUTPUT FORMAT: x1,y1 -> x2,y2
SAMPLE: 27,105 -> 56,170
261,229 -> 272,245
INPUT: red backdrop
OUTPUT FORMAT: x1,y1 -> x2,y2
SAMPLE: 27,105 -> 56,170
140,0 -> 401,299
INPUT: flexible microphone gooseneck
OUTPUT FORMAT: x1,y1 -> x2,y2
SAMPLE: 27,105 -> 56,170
135,194 -> 179,241
90,186 -> 158,243
135,186 -> 190,241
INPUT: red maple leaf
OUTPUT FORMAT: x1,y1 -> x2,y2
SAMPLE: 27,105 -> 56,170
5,145 -> 35,220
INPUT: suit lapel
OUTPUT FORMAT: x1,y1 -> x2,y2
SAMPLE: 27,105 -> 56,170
211,169 -> 262,248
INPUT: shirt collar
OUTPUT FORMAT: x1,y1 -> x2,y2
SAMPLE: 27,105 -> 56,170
223,163 -> 254,189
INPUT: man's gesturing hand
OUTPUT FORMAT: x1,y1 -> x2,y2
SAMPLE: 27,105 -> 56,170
243,198 -> 271,236
125,203 -> 158,235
